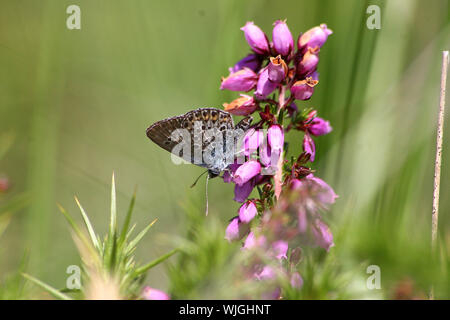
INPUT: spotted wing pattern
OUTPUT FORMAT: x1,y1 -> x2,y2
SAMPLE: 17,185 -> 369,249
146,108 -> 235,170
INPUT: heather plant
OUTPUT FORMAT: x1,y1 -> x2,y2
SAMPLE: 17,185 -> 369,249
216,20 -> 337,298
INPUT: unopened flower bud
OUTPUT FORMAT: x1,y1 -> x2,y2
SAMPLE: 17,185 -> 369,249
297,47 -> 319,77
298,23 -> 333,52
255,67 -> 278,99
272,20 -> 294,56
220,68 -> 258,92
225,217 -> 249,242
308,117 -> 332,136
239,201 -> 258,223
241,22 -> 270,55
229,54 -> 262,73
234,160 -> 262,185
311,219 -> 334,251
267,124 -> 284,151
142,287 -> 170,300
302,132 -> 316,162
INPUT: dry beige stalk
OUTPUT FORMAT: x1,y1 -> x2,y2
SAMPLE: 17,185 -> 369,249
430,50 -> 448,300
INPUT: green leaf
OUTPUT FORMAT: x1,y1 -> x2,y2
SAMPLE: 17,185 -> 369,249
104,172 -> 118,270
118,187 -> 137,247
57,203 -> 86,243
133,248 -> 178,276
75,196 -> 100,251
57,203 -> 97,258
0,213 -> 11,238
22,273 -> 72,300
0,193 -> 30,215
110,172 -> 117,234
126,219 -> 157,253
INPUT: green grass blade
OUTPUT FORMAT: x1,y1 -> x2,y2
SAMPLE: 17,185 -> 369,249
104,172 -> 118,270
0,213 -> 11,238
57,203 -> 86,242
110,172 -> 117,234
57,203 -> 97,257
133,248 -> 178,276
74,196 -> 100,251
126,219 -> 157,253
118,187 -> 137,247
22,273 -> 72,300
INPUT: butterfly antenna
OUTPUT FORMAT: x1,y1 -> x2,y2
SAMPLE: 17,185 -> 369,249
205,174 -> 209,216
190,170 -> 208,188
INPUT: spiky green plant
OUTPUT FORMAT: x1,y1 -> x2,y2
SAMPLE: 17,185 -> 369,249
23,173 -> 177,300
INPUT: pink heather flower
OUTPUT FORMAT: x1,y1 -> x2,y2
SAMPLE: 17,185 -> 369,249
234,179 -> 255,203
224,162 -> 241,183
239,201 -> 258,223
271,240 -> 288,260
142,287 -> 170,300
291,77 -> 318,100
0,177 -> 10,192
298,23 -> 333,52
291,174 -> 338,207
220,68 -> 258,92
261,287 -> 281,300
268,56 -> 288,83
297,47 -> 319,77
241,22 -> 270,55
223,94 -> 257,116
259,142 -> 272,167
306,174 -> 338,205
234,160 -> 261,185
311,219 -> 334,251
242,128 -> 264,157
308,117 -> 332,136
302,132 -> 315,162
225,217 -> 249,242
223,171 -> 232,183
290,272 -> 304,289
255,67 -> 278,99
267,124 -> 284,151
310,70 -> 319,81
272,20 -> 294,56
229,54 -> 262,73
242,231 -> 267,250
297,207 -> 308,233
255,265 -> 276,281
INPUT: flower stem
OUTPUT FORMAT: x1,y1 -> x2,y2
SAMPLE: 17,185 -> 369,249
277,85 -> 286,118
430,50 -> 448,299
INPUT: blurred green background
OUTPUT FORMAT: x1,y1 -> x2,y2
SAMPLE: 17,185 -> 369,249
0,0 -> 449,298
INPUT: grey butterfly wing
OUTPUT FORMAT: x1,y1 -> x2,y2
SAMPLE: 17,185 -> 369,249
146,108 -> 235,170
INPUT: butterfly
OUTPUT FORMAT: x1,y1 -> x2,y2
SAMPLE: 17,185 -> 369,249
146,107 -> 253,178
146,108 -> 253,214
